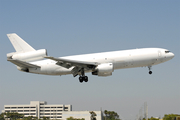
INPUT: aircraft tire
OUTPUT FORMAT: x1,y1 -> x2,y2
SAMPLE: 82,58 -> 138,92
84,76 -> 88,82
79,76 -> 83,83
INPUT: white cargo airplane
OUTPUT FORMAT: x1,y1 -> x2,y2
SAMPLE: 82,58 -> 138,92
7,33 -> 174,83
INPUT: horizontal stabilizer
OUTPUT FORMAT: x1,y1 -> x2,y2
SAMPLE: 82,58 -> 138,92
7,59 -> 41,68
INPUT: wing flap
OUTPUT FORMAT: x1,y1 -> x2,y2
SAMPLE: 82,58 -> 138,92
7,59 -> 41,68
71,66 -> 81,77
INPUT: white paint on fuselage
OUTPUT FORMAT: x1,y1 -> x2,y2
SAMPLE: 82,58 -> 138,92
29,48 -> 174,76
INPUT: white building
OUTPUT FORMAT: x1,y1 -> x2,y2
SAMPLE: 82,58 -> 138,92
2,101 -> 103,120
1,101 -> 72,119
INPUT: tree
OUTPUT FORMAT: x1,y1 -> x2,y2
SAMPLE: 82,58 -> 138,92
163,114 -> 180,120
90,111 -> 97,120
148,117 -> 159,120
42,116 -> 49,120
0,113 -> 5,120
23,116 -> 36,120
103,110 -> 120,120
3,112 -> 24,120
66,117 -> 85,120
104,110 -> 108,119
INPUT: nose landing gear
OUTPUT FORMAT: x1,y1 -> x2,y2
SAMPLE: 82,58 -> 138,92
148,66 -> 152,74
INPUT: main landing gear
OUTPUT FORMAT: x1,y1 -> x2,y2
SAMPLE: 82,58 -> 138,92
78,68 -> 88,83
79,76 -> 88,83
148,66 -> 152,74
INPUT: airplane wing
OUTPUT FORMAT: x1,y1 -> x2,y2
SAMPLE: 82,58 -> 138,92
45,56 -> 99,77
7,59 -> 41,68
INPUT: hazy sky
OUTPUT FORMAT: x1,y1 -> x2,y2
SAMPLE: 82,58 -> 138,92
0,0 -> 179,120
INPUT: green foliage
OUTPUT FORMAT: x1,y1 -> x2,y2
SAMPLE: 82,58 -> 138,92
89,111 -> 97,120
163,114 -> 180,120
42,116 -> 49,120
1,112 -> 180,120
22,116 -> 39,120
0,113 -> 5,120
66,117 -> 85,120
104,110 -> 120,120
148,117 -> 159,120
2,112 -> 24,120
0,112 -> 39,120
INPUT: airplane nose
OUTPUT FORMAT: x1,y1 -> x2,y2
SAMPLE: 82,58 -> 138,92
168,52 -> 175,59
171,52 -> 175,58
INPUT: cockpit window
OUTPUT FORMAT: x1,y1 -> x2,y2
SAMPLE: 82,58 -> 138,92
165,51 -> 170,53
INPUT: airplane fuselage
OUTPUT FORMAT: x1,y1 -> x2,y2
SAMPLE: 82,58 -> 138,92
28,48 -> 174,76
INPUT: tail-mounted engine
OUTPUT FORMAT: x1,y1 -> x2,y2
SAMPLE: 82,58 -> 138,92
7,49 -> 47,62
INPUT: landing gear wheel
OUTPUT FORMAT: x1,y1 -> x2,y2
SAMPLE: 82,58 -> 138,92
148,66 -> 152,75
78,68 -> 88,83
78,76 -> 88,83
84,76 -> 88,82
79,76 -> 83,83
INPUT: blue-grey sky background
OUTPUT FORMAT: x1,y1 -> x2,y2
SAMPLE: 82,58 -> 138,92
0,0 -> 179,119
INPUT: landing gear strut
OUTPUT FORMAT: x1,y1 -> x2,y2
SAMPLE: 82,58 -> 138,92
148,66 -> 152,74
79,68 -> 88,83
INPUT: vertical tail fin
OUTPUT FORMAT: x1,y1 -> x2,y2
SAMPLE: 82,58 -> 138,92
7,33 -> 35,52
